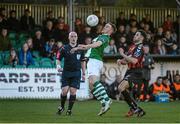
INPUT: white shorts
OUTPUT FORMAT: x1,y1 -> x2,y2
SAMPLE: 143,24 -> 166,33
87,58 -> 103,78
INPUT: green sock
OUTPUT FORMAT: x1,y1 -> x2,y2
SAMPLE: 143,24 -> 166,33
92,81 -> 110,105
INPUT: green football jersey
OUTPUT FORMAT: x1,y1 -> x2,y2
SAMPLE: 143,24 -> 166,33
85,34 -> 111,61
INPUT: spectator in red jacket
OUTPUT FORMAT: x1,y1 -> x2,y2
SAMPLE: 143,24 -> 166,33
163,15 -> 173,32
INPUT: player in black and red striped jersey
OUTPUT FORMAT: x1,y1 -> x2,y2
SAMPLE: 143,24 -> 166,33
117,30 -> 146,117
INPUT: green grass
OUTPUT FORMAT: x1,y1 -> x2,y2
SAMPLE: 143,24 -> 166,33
0,99 -> 180,123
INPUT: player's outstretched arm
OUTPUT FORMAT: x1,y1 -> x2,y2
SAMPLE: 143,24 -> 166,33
70,41 -> 102,53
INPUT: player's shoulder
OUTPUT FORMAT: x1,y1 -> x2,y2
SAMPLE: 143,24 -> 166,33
97,34 -> 110,42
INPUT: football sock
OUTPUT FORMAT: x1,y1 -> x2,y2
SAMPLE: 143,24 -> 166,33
92,81 -> 110,105
61,94 -> 67,109
121,90 -> 138,110
68,95 -> 76,111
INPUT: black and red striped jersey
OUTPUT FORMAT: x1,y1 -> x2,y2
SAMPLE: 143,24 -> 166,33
127,43 -> 144,69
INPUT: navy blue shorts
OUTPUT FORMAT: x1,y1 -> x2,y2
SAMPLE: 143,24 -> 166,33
61,71 -> 81,89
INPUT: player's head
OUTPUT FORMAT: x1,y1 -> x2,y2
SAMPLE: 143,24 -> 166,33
101,22 -> 117,35
133,30 -> 147,43
68,31 -> 78,45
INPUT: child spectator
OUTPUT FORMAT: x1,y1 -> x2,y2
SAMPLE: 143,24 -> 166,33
26,37 -> 33,52
8,48 -> 18,67
45,38 -> 56,59
19,42 -> 34,67
116,36 -> 128,53
104,39 -> 117,55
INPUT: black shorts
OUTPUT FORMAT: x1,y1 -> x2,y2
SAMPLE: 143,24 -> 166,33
61,71 -> 81,89
123,68 -> 144,87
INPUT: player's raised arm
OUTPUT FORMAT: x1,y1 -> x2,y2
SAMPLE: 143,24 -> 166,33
70,41 -> 102,53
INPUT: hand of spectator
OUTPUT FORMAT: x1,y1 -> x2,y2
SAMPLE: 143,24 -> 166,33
119,48 -> 125,55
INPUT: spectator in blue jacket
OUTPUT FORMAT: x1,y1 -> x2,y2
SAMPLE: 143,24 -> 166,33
19,42 -> 34,67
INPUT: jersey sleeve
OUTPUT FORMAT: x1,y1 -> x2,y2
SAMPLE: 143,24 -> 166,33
56,47 -> 65,61
132,45 -> 144,59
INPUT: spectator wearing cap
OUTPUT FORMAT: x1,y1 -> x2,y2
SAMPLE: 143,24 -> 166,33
20,9 -> 35,31
7,10 -> 20,32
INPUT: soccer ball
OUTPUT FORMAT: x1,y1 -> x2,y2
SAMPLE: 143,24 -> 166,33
86,14 -> 99,27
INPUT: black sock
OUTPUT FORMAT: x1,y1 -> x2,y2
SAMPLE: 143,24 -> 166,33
68,95 -> 76,111
121,90 -> 138,110
61,94 -> 67,109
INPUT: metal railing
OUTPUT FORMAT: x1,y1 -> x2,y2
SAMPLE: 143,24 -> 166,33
0,3 -> 178,27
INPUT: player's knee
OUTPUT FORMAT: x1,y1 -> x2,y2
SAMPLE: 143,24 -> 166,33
118,80 -> 128,92
61,87 -> 69,96
88,77 -> 94,89
70,87 -> 77,95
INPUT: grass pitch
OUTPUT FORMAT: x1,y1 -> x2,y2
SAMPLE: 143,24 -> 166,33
0,99 -> 180,123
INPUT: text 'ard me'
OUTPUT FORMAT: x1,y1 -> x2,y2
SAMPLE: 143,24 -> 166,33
0,73 -> 61,83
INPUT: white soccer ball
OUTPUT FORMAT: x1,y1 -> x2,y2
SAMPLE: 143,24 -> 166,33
86,14 -> 99,27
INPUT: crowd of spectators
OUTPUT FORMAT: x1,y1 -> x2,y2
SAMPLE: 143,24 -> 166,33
0,8 -> 180,68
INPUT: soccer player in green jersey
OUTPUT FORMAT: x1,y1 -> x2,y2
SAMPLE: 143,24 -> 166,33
71,22 -> 116,116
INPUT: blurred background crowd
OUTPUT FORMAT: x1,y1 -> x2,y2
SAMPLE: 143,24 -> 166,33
0,8 -> 180,68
